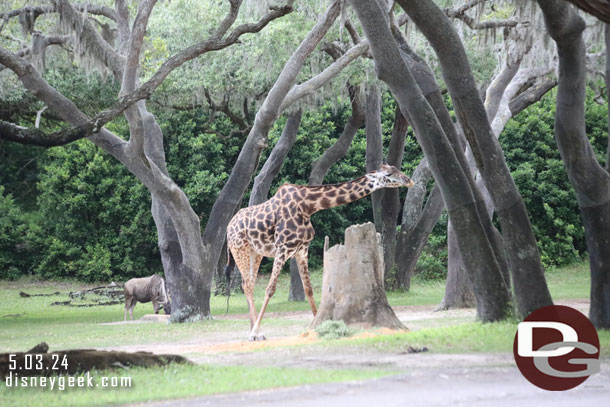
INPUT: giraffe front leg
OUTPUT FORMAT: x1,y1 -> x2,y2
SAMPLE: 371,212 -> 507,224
249,254 -> 287,341
295,246 -> 317,316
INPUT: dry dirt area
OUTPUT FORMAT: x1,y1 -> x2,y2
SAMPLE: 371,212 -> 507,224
112,300 -> 610,407
102,300 -> 590,370
102,304 -> 474,360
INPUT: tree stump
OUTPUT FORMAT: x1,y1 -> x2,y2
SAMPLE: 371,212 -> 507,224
311,223 -> 405,329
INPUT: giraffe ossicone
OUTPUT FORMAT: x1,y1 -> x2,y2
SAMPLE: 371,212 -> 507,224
226,163 -> 415,341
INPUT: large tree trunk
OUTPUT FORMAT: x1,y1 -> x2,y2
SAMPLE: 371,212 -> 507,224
351,0 -> 510,321
380,107 -> 408,281
365,83 -> 384,231
311,223 -> 405,329
396,0 -> 553,318
606,24 -> 610,172
389,26 -> 507,301
137,106 -> 210,322
537,0 -> 610,329
438,222 -> 475,309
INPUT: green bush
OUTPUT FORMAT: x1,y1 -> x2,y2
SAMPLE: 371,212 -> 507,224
0,186 -> 31,279
314,320 -> 354,340
414,213 -> 448,281
31,141 -> 160,281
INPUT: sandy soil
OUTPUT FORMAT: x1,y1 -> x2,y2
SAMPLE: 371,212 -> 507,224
101,299 -> 591,370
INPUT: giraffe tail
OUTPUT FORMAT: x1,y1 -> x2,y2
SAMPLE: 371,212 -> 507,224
224,243 -> 235,315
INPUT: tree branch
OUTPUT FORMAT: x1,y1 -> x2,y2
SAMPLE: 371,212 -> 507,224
204,88 -> 249,129
0,3 -> 116,24
564,0 -> 610,24
0,119 -> 91,147
115,0 -> 131,55
509,77 -> 558,116
454,14 -> 520,30
121,0 -> 157,93
53,0 -> 125,80
0,1 -> 294,145
280,41 -> 369,111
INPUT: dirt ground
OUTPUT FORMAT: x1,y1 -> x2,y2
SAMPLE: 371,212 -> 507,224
108,299 -> 609,407
102,304 -> 474,358
102,300 -> 590,370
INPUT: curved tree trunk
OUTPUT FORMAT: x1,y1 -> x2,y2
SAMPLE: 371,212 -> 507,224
395,184 -> 444,290
389,27 -> 508,301
537,0 -> 610,328
396,0 -> 553,318
606,24 -> 610,172
309,84 -> 364,185
249,110 -> 303,206
351,0 -> 510,321
365,83 -> 384,231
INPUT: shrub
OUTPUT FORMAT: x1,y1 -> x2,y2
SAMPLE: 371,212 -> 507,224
314,320 -> 354,340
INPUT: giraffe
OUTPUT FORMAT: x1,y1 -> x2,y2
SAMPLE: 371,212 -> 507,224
226,163 -> 415,340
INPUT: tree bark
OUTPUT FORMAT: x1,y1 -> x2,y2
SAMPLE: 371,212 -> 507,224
606,24 -> 610,172
365,83 -> 384,232
537,0 -> 610,329
438,222 -> 475,309
288,260 -> 305,301
395,184 -> 444,290
396,0 -> 553,318
311,223 -> 405,329
351,0 -> 510,321
381,107 -> 408,280
389,25 -> 508,304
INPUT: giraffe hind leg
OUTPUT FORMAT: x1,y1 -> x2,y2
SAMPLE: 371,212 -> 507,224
295,247 -> 317,316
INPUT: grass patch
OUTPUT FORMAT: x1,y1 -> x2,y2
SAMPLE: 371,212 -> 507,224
544,262 -> 591,300
319,321 -> 610,357
314,320 -> 353,340
0,261 -> 598,352
0,364 -> 393,407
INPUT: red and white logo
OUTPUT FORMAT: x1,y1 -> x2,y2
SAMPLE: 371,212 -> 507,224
513,305 -> 600,391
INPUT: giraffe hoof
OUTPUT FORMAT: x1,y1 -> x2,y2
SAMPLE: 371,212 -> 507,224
248,334 -> 266,341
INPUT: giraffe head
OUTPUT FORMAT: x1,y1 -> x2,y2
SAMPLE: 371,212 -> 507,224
367,163 -> 415,189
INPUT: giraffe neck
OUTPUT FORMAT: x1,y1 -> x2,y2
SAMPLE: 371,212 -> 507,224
302,174 -> 381,215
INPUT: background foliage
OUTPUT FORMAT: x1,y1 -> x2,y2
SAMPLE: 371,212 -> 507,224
1,84 -> 606,281
0,1 -> 607,282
